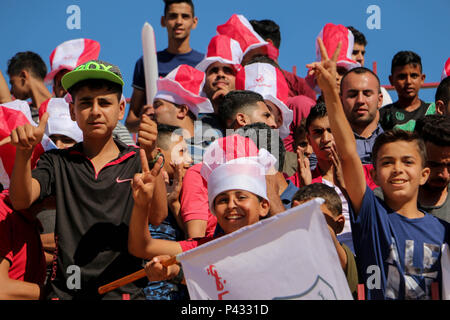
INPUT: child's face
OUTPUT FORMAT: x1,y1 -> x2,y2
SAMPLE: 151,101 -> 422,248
292,199 -> 344,234
69,86 -> 124,140
214,189 -> 269,234
389,64 -> 425,100
49,134 -> 77,149
373,140 -> 430,206
307,116 -> 334,162
160,134 -> 192,179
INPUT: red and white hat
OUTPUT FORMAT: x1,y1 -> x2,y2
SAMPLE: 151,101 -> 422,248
200,134 -> 276,213
216,14 -> 268,58
154,65 -> 214,118
44,38 -> 101,85
316,23 -> 360,70
442,57 -> 450,80
196,35 -> 243,73
39,98 -> 83,143
0,100 -> 56,189
235,63 -> 293,139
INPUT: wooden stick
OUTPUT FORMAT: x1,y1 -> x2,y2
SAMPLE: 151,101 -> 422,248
97,256 -> 178,295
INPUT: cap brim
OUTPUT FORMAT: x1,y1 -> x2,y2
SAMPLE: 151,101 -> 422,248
265,94 -> 293,139
61,69 -> 124,91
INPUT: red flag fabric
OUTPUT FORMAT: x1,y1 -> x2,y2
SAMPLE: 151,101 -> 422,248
0,100 -> 56,189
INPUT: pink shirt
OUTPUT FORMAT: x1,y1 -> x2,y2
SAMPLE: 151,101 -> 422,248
179,163 -> 217,237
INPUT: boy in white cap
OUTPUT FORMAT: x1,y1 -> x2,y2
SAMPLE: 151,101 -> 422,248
196,34 -> 243,132
144,64 -> 216,164
128,136 -> 277,282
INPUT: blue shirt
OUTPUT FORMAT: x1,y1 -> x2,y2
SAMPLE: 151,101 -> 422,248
132,49 -> 204,94
281,181 -> 299,209
354,124 -> 384,165
350,187 -> 450,300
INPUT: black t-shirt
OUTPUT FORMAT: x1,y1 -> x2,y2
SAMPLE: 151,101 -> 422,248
32,140 -> 147,300
379,100 -> 435,131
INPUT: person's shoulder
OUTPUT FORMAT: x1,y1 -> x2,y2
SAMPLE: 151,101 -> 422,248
190,49 -> 204,58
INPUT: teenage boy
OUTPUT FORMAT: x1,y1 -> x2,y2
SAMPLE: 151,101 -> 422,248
7,60 -> 168,300
126,0 -> 203,132
7,51 -> 52,122
309,39 -> 449,299
380,51 -> 435,131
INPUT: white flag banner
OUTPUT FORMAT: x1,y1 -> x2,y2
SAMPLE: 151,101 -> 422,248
177,198 -> 353,300
442,243 -> 450,300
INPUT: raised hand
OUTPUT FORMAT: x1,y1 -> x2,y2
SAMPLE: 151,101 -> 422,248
0,112 -> 49,150
131,149 -> 163,210
138,113 -> 158,158
296,145 -> 312,186
306,38 -> 342,94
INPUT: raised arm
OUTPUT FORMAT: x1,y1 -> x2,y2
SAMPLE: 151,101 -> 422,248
128,149 -> 182,259
307,39 -> 366,215
137,114 -> 168,225
9,113 -> 49,210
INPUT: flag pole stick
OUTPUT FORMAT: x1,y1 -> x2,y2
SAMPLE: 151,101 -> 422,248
98,256 -> 178,295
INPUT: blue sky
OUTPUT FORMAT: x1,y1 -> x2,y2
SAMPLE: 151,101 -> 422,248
1,0 -> 449,111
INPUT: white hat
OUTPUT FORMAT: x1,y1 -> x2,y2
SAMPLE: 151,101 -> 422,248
235,63 -> 293,139
196,35 -> 243,72
200,134 -> 276,213
154,64 -> 214,118
216,14 -> 268,57
442,57 -> 450,80
39,98 -> 83,143
44,38 -> 100,86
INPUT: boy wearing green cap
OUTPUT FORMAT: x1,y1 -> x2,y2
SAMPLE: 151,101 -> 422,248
7,60 -> 168,300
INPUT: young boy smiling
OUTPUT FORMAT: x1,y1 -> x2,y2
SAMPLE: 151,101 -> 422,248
127,136 -> 276,283
308,40 -> 450,300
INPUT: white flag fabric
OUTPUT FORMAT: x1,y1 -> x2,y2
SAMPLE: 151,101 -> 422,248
442,243 -> 450,300
178,198 -> 353,300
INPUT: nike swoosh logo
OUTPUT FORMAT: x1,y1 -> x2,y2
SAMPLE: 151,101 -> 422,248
116,177 -> 133,183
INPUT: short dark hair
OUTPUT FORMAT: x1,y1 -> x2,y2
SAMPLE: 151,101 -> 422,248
435,76 -> 450,106
236,122 -> 286,172
164,0 -> 194,16
340,67 -> 381,94
372,130 -> 427,168
414,114 -> 450,147
250,19 -> 281,49
347,26 -> 367,46
391,50 -> 423,74
305,102 -> 328,132
292,183 -> 342,217
67,79 -> 122,102
7,51 -> 47,79
157,123 -> 183,150
218,90 -> 265,128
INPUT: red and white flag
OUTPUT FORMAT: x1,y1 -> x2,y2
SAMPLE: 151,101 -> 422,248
177,199 -> 353,300
0,100 -> 56,188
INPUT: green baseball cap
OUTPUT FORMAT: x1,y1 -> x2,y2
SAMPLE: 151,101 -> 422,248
61,59 -> 124,91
